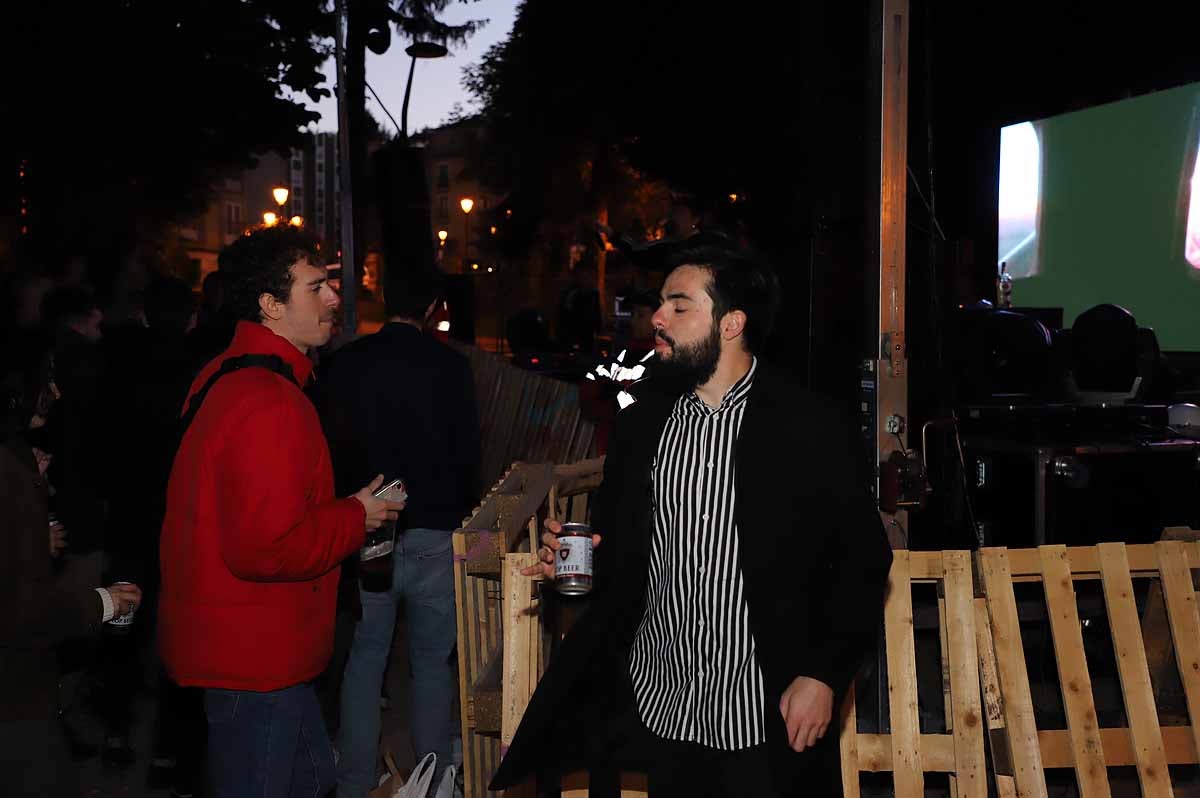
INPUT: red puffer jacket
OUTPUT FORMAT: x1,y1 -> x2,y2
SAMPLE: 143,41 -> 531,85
159,322 -> 365,691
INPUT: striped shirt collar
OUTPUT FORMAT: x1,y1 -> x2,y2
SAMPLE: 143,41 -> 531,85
681,356 -> 758,415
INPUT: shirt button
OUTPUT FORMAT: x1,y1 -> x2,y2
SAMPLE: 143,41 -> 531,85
702,514 -> 709,521
707,462 -> 713,469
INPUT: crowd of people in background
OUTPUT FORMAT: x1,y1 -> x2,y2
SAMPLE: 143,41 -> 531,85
0,228 -> 481,798
1,251 -> 233,796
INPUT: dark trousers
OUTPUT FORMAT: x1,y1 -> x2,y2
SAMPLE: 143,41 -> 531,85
204,683 -> 336,798
579,705 -> 782,798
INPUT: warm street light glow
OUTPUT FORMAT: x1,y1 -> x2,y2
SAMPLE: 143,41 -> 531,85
486,266 -> 494,273
459,197 -> 474,214
289,215 -> 303,227
728,193 -> 739,203
505,209 -> 512,217
263,211 -> 278,226
437,229 -> 448,241
273,187 -> 289,207
471,263 -> 479,271
489,225 -> 497,235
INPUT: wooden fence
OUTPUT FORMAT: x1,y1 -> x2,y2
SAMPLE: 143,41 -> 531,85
453,344 -> 597,487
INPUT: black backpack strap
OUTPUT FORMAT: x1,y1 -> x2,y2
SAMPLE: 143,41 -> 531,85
180,354 -> 299,433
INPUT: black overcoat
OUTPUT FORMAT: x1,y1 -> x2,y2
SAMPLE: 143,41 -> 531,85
491,364 -> 893,793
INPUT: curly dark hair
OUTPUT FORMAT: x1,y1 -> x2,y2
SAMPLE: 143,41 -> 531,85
218,226 -> 323,324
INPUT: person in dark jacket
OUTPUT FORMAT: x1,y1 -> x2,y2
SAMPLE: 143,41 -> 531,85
494,238 -> 893,797
0,333 -> 142,796
319,266 -> 481,797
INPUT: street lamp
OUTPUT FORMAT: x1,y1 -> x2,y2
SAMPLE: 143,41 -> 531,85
460,198 -> 474,274
273,187 -> 289,208
400,42 -> 449,139
263,211 -> 278,227
437,229 -> 448,246
289,215 -> 304,227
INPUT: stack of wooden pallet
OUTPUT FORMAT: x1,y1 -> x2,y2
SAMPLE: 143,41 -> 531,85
452,458 -> 606,798
840,537 -> 1200,797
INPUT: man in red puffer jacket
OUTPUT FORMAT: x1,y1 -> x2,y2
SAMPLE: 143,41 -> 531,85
159,226 -> 405,798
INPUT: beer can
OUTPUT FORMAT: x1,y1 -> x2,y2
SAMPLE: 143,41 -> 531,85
108,581 -> 136,632
554,522 -> 593,596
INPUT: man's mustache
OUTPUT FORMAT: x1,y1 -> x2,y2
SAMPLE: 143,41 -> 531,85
655,329 -> 674,346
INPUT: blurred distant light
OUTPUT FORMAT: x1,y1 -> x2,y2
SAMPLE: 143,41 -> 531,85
263,211 -> 278,226
289,215 -> 303,227
728,193 -> 738,203
272,187 -> 289,207
486,266 -> 494,273
436,320 -> 451,332
437,229 -> 448,241
459,197 -> 474,214
471,263 -> 479,271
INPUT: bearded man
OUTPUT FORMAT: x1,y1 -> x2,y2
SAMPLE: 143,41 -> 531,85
490,235 -> 893,797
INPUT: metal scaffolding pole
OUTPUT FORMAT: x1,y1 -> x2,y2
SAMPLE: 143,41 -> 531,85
334,0 -> 358,339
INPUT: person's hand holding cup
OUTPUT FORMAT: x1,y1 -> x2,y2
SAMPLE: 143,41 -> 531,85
104,581 -> 142,631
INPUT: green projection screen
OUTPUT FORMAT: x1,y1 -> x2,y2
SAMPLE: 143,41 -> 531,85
998,82 -> 1200,351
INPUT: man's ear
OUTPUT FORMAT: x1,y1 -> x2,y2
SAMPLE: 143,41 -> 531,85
259,292 -> 284,322
721,309 -> 747,342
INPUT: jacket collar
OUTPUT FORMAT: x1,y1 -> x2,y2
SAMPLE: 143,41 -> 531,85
225,321 -> 316,385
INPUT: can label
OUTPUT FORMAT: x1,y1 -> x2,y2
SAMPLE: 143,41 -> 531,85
554,535 -> 593,578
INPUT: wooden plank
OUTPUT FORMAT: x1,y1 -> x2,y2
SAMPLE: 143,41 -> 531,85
1157,540 -> 1200,760
452,533 -> 477,795
971,597 -> 1017,798
937,596 -> 958,798
979,548 -> 1048,798
1144,529 -> 1200,723
839,686 -> 861,798
1096,542 -> 1172,798
1038,545 -> 1111,798
884,551 -> 924,798
943,551 -> 985,798
1038,726 -> 1199,768
856,732 -> 955,772
502,555 -> 537,748
908,550 -> 944,580
1003,542 -> 1200,579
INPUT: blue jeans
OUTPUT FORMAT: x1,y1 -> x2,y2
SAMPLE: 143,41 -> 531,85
204,683 -> 336,798
337,528 -> 457,798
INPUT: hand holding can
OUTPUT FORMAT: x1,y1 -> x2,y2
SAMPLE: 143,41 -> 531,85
105,581 -> 142,633
523,519 -> 603,593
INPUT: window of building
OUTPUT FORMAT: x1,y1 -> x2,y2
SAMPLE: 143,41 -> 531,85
438,195 -> 449,217
437,163 -> 450,189
225,202 -> 243,234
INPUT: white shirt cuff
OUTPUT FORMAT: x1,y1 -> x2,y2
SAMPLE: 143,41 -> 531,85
96,587 -> 115,623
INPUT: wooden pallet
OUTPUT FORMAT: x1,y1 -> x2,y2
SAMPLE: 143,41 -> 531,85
453,458 -> 606,798
452,344 -> 598,488
977,541 -> 1200,797
839,550 -> 987,798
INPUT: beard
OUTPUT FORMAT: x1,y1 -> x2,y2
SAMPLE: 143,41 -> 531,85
654,322 -> 721,393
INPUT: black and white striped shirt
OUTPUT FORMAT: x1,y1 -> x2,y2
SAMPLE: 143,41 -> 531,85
628,358 -> 766,750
